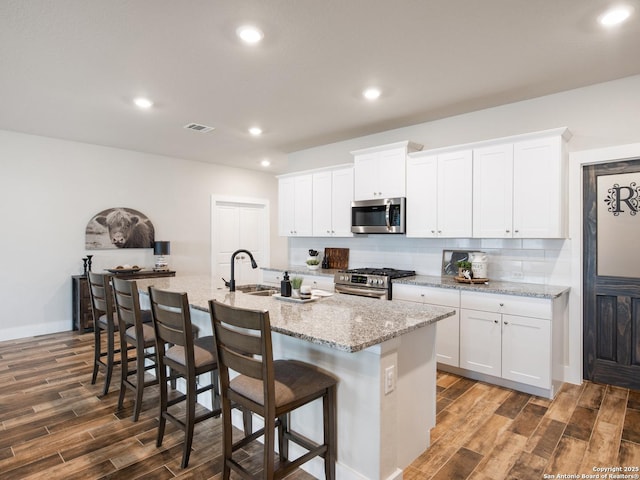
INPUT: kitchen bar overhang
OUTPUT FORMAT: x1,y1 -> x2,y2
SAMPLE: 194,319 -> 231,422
135,275 -> 454,480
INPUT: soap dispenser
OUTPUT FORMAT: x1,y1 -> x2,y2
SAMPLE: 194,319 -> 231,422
281,271 -> 292,297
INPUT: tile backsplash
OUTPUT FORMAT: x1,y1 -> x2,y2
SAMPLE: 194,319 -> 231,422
289,236 -> 571,286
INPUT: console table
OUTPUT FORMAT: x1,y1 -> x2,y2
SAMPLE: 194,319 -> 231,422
72,270 -> 176,332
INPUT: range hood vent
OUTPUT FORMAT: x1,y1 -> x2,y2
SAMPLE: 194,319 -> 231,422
183,123 -> 215,133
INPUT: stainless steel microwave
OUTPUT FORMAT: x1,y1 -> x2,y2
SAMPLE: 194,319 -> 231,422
351,197 -> 406,234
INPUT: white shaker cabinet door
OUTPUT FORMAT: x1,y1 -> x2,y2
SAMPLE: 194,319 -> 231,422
278,174 -> 313,236
331,167 -> 354,237
406,155 -> 438,237
460,308 -> 502,376
377,147 -> 407,199
437,149 -> 473,237
353,152 -> 380,201
435,313 -> 460,368
501,314 -> 551,389
312,171 -> 333,236
473,143 -> 514,238
513,135 -> 565,238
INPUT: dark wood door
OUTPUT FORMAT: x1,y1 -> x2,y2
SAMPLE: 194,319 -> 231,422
583,158 -> 640,389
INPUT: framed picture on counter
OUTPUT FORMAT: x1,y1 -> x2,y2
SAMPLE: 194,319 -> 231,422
441,250 -> 471,276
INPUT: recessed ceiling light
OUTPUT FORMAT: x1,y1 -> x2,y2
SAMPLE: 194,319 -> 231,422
133,97 -> 153,109
261,159 -> 271,167
249,126 -> 263,136
237,25 -> 264,44
363,88 -> 381,100
599,6 -> 632,26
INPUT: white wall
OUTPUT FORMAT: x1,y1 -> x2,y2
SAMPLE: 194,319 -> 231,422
0,130 -> 287,341
285,74 -> 640,386
286,75 -> 640,173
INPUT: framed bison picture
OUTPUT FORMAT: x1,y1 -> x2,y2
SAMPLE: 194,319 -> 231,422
85,208 -> 155,249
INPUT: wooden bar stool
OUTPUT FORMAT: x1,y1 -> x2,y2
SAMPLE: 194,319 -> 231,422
209,299 -> 337,480
148,286 -> 221,469
112,277 -> 157,421
87,272 -> 126,396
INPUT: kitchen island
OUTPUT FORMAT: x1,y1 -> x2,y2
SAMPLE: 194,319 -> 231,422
135,275 -> 455,480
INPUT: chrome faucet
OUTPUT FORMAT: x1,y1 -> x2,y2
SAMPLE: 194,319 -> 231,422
228,249 -> 258,292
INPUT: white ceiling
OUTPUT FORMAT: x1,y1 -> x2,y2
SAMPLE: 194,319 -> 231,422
1,0 -> 639,173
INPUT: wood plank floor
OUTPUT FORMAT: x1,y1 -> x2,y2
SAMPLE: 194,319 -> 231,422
1,331 -> 638,479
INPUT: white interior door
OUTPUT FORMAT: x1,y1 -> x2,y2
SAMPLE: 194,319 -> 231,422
211,196 -> 269,289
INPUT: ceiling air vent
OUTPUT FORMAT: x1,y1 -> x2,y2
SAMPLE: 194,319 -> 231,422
183,123 -> 215,133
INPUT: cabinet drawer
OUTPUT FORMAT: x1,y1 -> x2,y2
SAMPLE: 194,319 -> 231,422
393,284 -> 459,307
461,291 -> 551,319
261,270 -> 334,292
302,274 -> 334,292
261,270 -> 284,286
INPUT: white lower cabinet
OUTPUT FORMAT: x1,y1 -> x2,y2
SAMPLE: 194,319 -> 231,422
394,285 -> 563,397
459,308 -> 502,376
393,284 -> 460,367
460,291 -> 552,390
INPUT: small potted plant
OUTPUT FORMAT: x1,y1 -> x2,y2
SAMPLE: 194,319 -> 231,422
306,249 -> 321,270
291,276 -> 303,297
306,257 -> 321,270
456,260 -> 472,279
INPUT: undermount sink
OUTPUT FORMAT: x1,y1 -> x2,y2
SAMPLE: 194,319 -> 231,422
244,289 -> 279,296
235,284 -> 279,296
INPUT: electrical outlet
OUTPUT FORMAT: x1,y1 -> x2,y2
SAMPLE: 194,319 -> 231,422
384,365 -> 395,394
512,271 -> 523,279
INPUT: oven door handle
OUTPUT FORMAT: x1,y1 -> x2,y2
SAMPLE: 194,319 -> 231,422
385,200 -> 391,231
335,285 -> 386,299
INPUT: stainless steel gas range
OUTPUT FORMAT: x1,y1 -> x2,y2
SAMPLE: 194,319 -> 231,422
333,267 -> 416,300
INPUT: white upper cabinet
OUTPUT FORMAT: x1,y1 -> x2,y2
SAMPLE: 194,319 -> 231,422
312,166 -> 354,237
512,135 -> 566,238
406,149 -> 473,238
472,143 -> 514,238
278,174 -> 313,236
352,141 -> 422,201
472,129 -> 570,238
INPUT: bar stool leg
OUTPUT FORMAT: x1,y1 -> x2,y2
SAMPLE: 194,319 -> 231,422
91,327 -> 101,385
325,385 -> 337,480
181,374 -> 197,469
117,346 -> 128,411
279,414 -> 289,461
132,345 -> 146,421
156,363 -> 168,448
102,325 -> 116,396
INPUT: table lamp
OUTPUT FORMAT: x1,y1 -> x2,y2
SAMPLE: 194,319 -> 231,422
153,241 -> 171,271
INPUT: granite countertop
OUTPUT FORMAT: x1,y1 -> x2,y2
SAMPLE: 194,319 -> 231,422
134,275 -> 454,353
263,266 -> 570,299
394,274 -> 570,299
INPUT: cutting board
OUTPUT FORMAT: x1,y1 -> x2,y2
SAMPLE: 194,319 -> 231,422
324,248 -> 349,269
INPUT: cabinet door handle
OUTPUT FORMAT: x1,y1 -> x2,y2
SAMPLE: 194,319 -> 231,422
506,229 -> 510,233
499,303 -> 504,307
493,320 -> 499,324
504,321 -> 509,325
